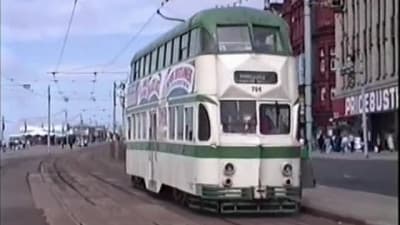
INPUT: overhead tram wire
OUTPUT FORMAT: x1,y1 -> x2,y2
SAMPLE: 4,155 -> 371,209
54,0 -> 78,72
99,11 -> 158,71
51,0 -> 79,102
59,0 -> 174,73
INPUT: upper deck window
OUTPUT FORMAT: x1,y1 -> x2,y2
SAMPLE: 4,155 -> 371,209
217,26 -> 252,52
252,26 -> 283,54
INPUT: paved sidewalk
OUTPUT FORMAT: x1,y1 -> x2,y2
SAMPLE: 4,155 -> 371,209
303,185 -> 398,225
311,151 -> 398,161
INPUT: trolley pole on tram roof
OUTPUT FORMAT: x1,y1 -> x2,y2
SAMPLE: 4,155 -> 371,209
304,0 -> 314,156
47,85 -> 51,154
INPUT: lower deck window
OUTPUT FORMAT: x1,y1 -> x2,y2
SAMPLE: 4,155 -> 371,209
220,101 -> 257,133
259,104 -> 290,135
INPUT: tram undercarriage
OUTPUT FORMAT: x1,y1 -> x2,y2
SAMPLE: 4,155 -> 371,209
130,175 -> 301,214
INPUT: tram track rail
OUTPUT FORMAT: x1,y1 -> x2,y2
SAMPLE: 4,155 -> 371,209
36,149 -> 355,225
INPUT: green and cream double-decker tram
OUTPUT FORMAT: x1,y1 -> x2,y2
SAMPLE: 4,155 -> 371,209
125,7 -> 303,213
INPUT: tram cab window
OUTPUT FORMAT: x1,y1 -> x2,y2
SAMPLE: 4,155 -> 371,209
259,104 -> 290,135
198,104 -> 210,141
252,26 -> 283,54
217,26 -> 252,52
220,101 -> 256,133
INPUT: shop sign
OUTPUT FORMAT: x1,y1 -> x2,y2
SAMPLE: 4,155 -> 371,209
345,85 -> 398,116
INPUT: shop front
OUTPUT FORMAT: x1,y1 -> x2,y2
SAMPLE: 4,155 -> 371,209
333,85 -> 398,151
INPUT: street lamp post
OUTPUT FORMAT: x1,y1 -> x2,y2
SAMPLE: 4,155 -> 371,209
304,0 -> 313,155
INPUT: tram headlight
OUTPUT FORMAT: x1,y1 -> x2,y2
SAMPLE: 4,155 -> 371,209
223,162 -> 235,176
223,178 -> 233,187
281,163 -> 293,177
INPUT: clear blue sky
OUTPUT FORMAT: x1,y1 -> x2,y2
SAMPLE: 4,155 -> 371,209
1,0 -> 283,137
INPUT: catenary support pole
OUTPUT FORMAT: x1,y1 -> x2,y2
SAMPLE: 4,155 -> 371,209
65,109 -> 69,146
361,85 -> 368,158
47,85 -> 51,154
304,0 -> 314,155
113,82 -> 116,136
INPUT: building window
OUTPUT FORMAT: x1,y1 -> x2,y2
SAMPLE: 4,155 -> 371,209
320,87 -> 326,102
331,88 -> 335,99
329,47 -> 335,71
320,59 -> 326,73
319,48 -> 326,73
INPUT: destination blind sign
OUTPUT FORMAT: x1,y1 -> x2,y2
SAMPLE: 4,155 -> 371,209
234,71 -> 277,84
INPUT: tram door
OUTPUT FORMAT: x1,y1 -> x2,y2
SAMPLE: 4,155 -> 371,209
148,110 -> 158,191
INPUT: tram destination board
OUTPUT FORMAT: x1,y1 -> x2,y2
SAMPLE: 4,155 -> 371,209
234,71 -> 277,84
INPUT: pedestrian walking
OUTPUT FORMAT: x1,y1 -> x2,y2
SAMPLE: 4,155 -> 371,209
324,135 -> 332,154
341,135 -> 349,153
68,135 -> 74,150
318,133 -> 325,152
387,132 -> 394,152
349,134 -> 354,152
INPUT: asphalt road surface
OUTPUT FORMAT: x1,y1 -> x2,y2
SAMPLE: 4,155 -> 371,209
0,145 -> 77,225
1,145 -> 355,225
312,158 -> 398,197
0,152 -> 49,225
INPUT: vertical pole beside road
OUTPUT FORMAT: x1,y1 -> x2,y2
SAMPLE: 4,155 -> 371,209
304,0 -> 313,156
361,85 -> 368,158
113,82 -> 116,137
65,109 -> 69,147
47,85 -> 51,154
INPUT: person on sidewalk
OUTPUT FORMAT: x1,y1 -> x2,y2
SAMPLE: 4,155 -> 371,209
318,132 -> 325,152
349,133 -> 354,153
387,132 -> 395,152
341,135 -> 349,154
324,135 -> 332,154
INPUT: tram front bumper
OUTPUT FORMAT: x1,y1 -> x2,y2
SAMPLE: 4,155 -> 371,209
189,185 -> 301,214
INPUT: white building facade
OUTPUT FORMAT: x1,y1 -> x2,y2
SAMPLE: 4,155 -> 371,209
333,0 -> 399,150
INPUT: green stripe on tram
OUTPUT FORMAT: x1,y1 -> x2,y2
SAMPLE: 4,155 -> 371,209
126,142 -> 300,159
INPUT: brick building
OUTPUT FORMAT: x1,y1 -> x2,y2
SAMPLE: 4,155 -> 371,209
281,0 -> 336,136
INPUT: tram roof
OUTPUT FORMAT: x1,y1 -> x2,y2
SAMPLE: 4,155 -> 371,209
131,7 -> 289,64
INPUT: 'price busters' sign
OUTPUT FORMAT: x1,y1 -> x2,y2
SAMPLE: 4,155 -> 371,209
345,85 -> 398,116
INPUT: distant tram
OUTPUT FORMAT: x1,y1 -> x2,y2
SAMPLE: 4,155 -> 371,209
125,7 -> 305,214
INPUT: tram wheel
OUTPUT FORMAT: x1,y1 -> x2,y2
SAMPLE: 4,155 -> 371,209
172,189 -> 186,205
